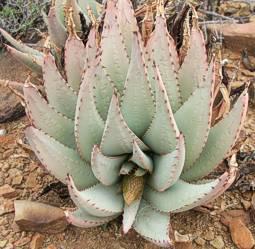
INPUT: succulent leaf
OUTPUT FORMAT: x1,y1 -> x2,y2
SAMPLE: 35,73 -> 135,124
182,92 -> 248,181
67,176 -> 124,217
6,45 -> 42,74
47,7 -> 67,48
100,0 -> 129,93
84,26 -> 99,69
100,94 -> 150,156
134,168 -> 147,177
147,15 -> 181,112
179,27 -> 207,102
92,61 -> 114,120
65,208 -> 118,228
133,200 -> 173,248
148,134 -> 185,192
143,67 -> 179,154
121,33 -> 155,137
123,197 -> 141,234
116,0 -> 138,57
120,162 -> 135,175
174,75 -> 214,170
24,84 -> 76,148
55,0 -> 66,26
43,54 -> 78,119
0,28 -> 43,57
77,0 -> 101,21
144,168 -> 237,213
25,127 -> 97,189
91,145 -> 127,185
130,141 -> 153,173
65,34 -> 86,91
75,70 -> 105,162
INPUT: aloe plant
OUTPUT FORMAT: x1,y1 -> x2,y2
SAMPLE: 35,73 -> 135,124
0,0 -> 101,73
1,0 -> 249,247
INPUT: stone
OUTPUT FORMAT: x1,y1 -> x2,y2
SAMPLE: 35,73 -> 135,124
0,184 -> 17,198
12,175 -> 23,186
210,236 -> 225,249
229,218 -> 255,249
195,237 -> 206,246
47,245 -> 57,249
0,199 -> 14,215
203,230 -> 215,241
14,237 -> 31,247
0,85 -> 25,123
14,200 -> 68,234
30,234 -> 44,249
144,243 -> 160,249
208,18 -> 255,53
0,129 -> 6,136
221,209 -> 250,226
241,199 -> 251,210
25,172 -> 38,189
175,242 -> 193,249
0,240 -> 8,248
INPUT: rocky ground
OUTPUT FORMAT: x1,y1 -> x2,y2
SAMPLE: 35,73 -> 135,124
0,46 -> 255,249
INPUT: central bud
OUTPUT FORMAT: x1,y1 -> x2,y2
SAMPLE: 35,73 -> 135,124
122,174 -> 145,205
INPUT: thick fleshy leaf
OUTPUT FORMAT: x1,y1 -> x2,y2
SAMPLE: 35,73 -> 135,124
144,169 -> 237,213
179,27 -> 207,102
67,176 -> 124,217
100,0 -> 129,93
133,200 -> 173,247
122,197 -> 141,234
65,208 -> 118,228
75,70 -> 105,162
147,15 -> 181,112
143,67 -> 179,154
92,60 -> 114,120
84,26 -> 99,69
182,92 -> 248,181
120,162 -> 135,175
25,127 -> 97,190
47,7 -> 67,48
91,145 -> 127,185
65,0 -> 82,31
24,84 -> 76,148
134,168 -> 147,177
55,0 -> 66,26
6,45 -> 42,74
77,0 -> 101,20
121,33 -> 154,136
100,94 -> 149,156
174,77 -> 214,170
65,34 -> 86,91
116,0 -> 138,57
43,54 -> 77,119
148,134 -> 185,192
0,28 -> 43,57
130,141 -> 153,173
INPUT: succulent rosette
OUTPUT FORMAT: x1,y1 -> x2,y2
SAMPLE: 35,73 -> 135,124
1,0 -> 248,247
